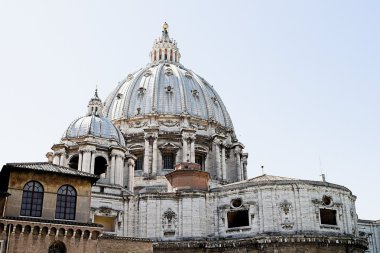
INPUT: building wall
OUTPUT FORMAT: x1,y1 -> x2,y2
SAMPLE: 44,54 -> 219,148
5,171 -> 92,223
106,180 -> 359,241
358,220 -> 380,253
97,236 -> 152,253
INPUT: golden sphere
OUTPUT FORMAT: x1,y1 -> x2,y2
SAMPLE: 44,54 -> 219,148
163,22 -> 168,30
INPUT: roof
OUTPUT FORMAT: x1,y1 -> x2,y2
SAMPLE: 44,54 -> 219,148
103,26 -> 234,130
212,174 -> 352,193
247,174 -> 296,182
63,115 -> 125,146
3,162 -> 99,181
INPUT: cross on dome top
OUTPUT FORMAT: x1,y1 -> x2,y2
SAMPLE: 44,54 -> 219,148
150,22 -> 181,64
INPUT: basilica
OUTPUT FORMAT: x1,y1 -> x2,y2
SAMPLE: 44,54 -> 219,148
0,23 -> 378,253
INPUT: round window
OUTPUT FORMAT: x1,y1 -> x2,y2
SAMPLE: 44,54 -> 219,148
231,198 -> 242,208
322,196 -> 332,206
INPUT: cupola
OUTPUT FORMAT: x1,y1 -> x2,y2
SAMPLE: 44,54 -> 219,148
150,22 -> 181,64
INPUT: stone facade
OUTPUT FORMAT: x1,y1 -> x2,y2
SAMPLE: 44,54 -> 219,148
358,219 -> 380,252
0,23 -> 375,252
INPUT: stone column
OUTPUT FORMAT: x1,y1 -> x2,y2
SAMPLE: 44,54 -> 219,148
127,158 -> 135,192
190,137 -> 195,163
242,154 -> 248,180
110,155 -> 116,184
235,148 -> 242,181
53,154 -> 60,165
82,151 -> 92,173
59,154 -> 65,166
115,154 -> 124,186
221,146 -> 227,180
78,152 -> 83,171
152,134 -> 158,175
90,152 -> 95,174
143,136 -> 150,175
182,136 -> 188,162
215,140 -> 221,180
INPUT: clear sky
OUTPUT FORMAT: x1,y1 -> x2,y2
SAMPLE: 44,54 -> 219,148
0,1 -> 379,219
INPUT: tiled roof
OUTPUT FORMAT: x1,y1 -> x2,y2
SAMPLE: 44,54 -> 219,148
4,162 -> 99,180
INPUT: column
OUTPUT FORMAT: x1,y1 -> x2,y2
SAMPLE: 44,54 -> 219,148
90,152 -> 95,174
152,135 -> 158,175
53,154 -> 60,165
242,155 -> 248,180
182,136 -> 188,162
143,137 -> 150,175
235,149 -> 241,181
190,138 -> 195,163
215,140 -> 221,180
82,151 -> 92,173
78,152 -> 83,171
116,155 -> 124,186
110,155 -> 116,184
221,146 -> 227,180
128,158 -> 135,192
59,154 -> 64,166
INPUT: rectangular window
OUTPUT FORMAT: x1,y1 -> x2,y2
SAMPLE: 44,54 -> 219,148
227,210 -> 249,228
163,153 -> 174,170
320,209 -> 337,225
135,156 -> 143,170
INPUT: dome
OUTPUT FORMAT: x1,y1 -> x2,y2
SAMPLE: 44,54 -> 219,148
103,24 -> 233,130
63,90 -> 126,146
63,115 -> 125,146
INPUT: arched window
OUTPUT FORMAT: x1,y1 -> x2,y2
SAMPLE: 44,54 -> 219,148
159,49 -> 162,60
94,156 -> 107,176
55,185 -> 76,220
170,49 -> 173,61
164,49 -> 168,60
20,181 -> 44,217
48,241 -> 66,253
68,155 -> 79,170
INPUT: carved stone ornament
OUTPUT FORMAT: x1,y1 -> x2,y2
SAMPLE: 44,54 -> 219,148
162,208 -> 177,232
185,71 -> 192,78
279,200 -> 292,215
191,89 -> 199,97
159,120 -> 180,127
129,121 -> 148,128
137,87 -> 146,95
165,85 -> 173,93
127,74 -> 134,81
165,68 -> 173,76
144,70 -> 152,77
281,217 -> 294,230
190,122 -> 206,130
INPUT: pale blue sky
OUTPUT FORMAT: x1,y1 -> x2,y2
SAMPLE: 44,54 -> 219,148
0,1 -> 379,219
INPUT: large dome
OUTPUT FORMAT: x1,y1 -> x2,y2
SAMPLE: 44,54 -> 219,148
103,24 -> 233,130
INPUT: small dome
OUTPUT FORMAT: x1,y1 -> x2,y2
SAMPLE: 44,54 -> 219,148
63,115 -> 125,146
63,90 -> 125,146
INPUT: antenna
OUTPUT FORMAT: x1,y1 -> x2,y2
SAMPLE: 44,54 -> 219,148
261,165 -> 265,175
